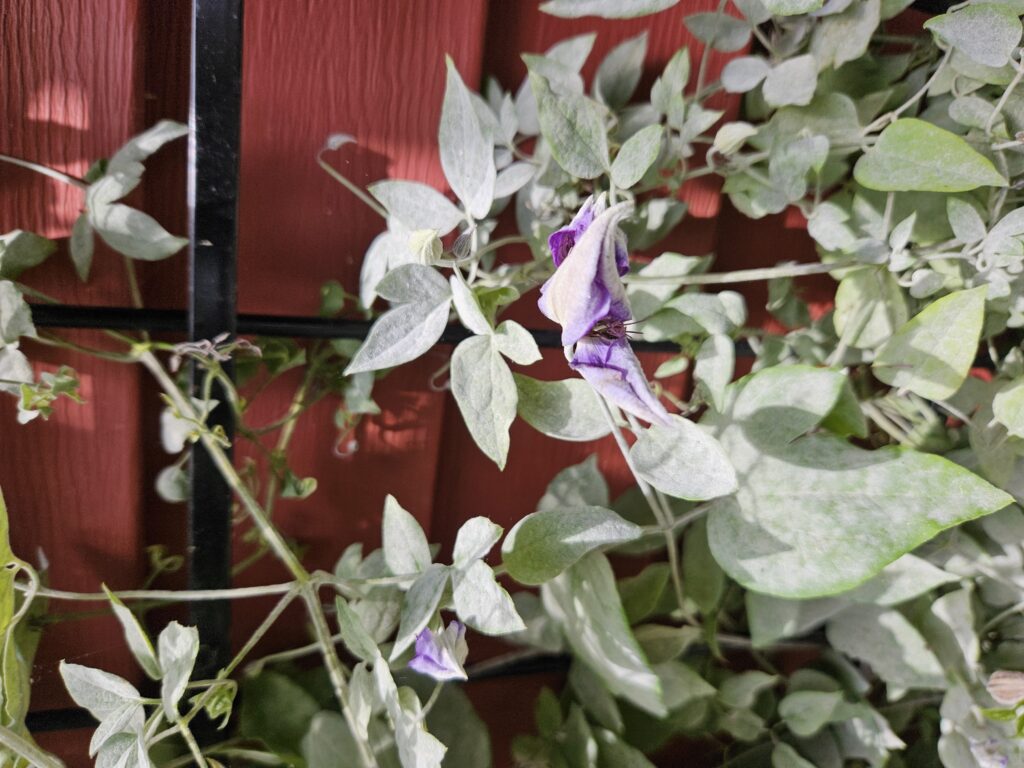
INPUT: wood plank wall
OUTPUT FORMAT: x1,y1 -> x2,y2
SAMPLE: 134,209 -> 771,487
0,1 -> 832,764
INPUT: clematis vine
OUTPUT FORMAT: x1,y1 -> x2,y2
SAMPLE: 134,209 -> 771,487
539,196 -> 671,426
408,620 -> 469,682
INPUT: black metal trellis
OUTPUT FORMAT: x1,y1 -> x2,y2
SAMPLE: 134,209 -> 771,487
22,0 -> 959,735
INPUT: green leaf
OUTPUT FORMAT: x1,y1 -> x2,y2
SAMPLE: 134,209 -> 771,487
925,4 -> 1023,68
596,729 -> 657,768
705,368 -> 1012,598
719,671 -> 778,709
721,57 -> 770,94
873,286 -> 987,400
709,429 -> 1010,597
611,125 -> 663,190
335,596 -> 380,662
619,563 -> 670,624
634,624 -> 701,663
772,743 -> 817,768
539,456 -> 609,510
762,0 -> 822,13
514,374 -> 612,442
452,516 -> 503,567
88,200 -> 188,261
240,671 -> 320,758
685,13 -> 752,53
451,335 -> 517,469
779,691 -> 844,736
543,553 -> 665,716
440,57 -> 496,220
809,0 -> 879,69
417,682 -> 492,767
70,213 -> 95,281
540,0 -> 679,18
502,506 -> 641,585
655,660 -> 715,709
302,711 -> 361,768
102,586 -> 161,681
763,55 -> 817,107
452,560 -> 525,635
0,230 -> 55,279
629,416 -> 738,501
746,593 -> 844,648
344,264 -> 452,375
994,379 -> 1024,438
569,661 -> 623,732
528,71 -> 609,179
368,180 -> 464,235
947,198 -> 987,244
0,348 -> 32,396
391,564 -> 449,660
846,553 -> 957,606
826,605 -> 947,690
833,268 -> 908,349
694,334 -> 734,412
0,282 -> 35,347
94,120 -> 189,204
382,494 -> 432,576
683,518 -> 725,614
595,32 -> 648,109
854,119 -> 1007,192
157,621 -> 199,722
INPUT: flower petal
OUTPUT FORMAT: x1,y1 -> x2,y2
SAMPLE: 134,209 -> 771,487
539,201 -> 633,345
571,336 -> 671,426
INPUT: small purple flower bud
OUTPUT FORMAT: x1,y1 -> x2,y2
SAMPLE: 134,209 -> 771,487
407,620 -> 469,682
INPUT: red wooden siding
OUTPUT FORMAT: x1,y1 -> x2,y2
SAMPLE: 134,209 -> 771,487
0,2 -> 822,765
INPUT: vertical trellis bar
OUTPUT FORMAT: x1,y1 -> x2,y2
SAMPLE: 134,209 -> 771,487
188,0 -> 243,681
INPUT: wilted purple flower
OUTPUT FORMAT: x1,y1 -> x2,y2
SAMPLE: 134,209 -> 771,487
538,197 -> 632,346
572,332 -> 671,427
408,621 -> 468,682
539,197 -> 670,425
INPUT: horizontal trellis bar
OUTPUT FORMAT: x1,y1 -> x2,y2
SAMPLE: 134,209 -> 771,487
30,304 -> 754,355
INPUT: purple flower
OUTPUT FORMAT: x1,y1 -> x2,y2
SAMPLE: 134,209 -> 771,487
571,333 -> 671,427
538,197 -> 632,346
407,621 -> 468,682
539,197 -> 670,426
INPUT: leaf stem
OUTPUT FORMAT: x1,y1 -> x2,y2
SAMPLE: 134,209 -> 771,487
0,724 -> 64,768
317,152 -> 388,219
0,154 -> 89,189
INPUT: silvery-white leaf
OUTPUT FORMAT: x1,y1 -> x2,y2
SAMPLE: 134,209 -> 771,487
763,55 -> 817,107
494,320 -> 541,365
721,56 -> 771,93
514,374 -> 611,442
88,201 -> 188,261
452,559 -> 526,634
391,564 -> 449,660
452,516 -> 503,567
529,70 -> 609,179
60,662 -> 141,720
449,275 -> 491,335
611,124 -> 663,190
382,494 -> 432,576
594,32 -> 648,108
440,57 -> 496,220
541,0 -> 679,18
493,162 -> 536,199
451,335 -> 518,468
0,281 -> 35,346
368,180 -> 464,235
630,415 -> 738,501
103,586 -> 161,680
157,621 -> 199,721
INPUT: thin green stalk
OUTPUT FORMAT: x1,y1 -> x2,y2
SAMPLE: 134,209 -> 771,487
301,585 -> 379,768
623,259 -> 859,286
0,153 -> 88,188
317,153 -> 388,219
179,721 -> 210,768
987,63 -> 1024,135
596,397 -> 689,619
0,724 -> 64,768
138,350 -> 308,581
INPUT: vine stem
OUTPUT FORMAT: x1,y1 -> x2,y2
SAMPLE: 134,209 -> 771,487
595,397 -> 689,619
179,722 -> 210,768
138,349 -> 308,581
316,152 -> 388,219
622,259 -> 860,286
0,724 -> 65,768
864,47 -> 953,134
0,153 -> 88,189
15,581 -> 296,602
986,60 -> 1024,135
301,585 -> 380,768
